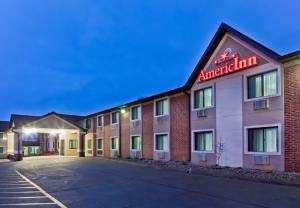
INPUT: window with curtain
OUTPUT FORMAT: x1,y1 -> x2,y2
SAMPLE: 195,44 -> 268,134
247,70 -> 278,99
97,115 -> 103,127
131,136 -> 141,150
88,139 -> 92,149
194,87 -> 213,109
0,147 -> 7,154
111,137 -> 118,150
97,139 -> 103,150
248,127 -> 278,153
131,106 -> 141,121
86,119 -> 91,129
156,99 -> 168,116
194,131 -> 213,151
69,140 -> 77,149
155,134 -> 168,151
111,112 -> 120,124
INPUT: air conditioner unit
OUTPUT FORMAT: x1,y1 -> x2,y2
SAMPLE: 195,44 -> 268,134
111,124 -> 119,129
253,155 -> 270,165
157,116 -> 168,123
87,150 -> 93,155
197,109 -> 207,118
112,150 -> 119,158
157,152 -> 166,160
253,99 -> 269,110
197,153 -> 207,162
97,150 -> 103,156
131,120 -> 140,128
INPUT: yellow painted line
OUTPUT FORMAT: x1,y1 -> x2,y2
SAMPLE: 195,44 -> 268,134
0,191 -> 40,194
0,196 -> 47,199
0,202 -> 56,206
16,170 -> 67,208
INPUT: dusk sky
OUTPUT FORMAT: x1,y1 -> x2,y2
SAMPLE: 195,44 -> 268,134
0,0 -> 299,120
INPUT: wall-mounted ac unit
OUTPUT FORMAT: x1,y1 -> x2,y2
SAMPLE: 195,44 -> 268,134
131,151 -> 142,159
98,126 -> 103,131
253,155 -> 270,165
197,153 -> 207,162
131,120 -> 140,128
97,150 -> 103,156
157,152 -> 166,160
253,99 -> 269,110
111,124 -> 119,130
197,109 -> 207,118
112,150 -> 119,158
87,150 -> 93,155
157,116 -> 168,123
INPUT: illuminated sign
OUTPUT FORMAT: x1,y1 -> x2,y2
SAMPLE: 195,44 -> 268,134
198,48 -> 258,82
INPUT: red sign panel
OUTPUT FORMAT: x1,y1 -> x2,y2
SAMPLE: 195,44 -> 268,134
198,48 -> 258,82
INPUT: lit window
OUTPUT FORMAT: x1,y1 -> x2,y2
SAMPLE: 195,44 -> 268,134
87,139 -> 92,149
155,99 -> 168,116
111,137 -> 119,150
0,147 -> 7,154
111,112 -> 120,124
69,140 -> 77,149
131,136 -> 141,150
155,134 -> 168,151
194,87 -> 213,109
97,115 -> 104,127
247,70 -> 278,99
248,127 -> 278,153
131,106 -> 141,121
194,131 -> 213,151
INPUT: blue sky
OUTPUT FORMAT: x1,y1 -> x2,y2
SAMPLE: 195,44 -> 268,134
0,0 -> 299,120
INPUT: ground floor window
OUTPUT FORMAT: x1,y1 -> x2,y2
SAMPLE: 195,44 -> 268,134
97,138 -> 103,150
69,140 -> 77,149
87,139 -> 92,149
111,137 -> 119,150
248,127 -> 278,153
23,146 -> 40,157
155,134 -> 169,151
131,136 -> 141,150
0,147 -> 7,154
194,131 -> 213,152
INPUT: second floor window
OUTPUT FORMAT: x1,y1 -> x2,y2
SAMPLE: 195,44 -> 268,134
194,87 -> 213,109
97,115 -> 103,127
247,70 -> 278,99
111,112 -> 120,124
156,99 -> 168,116
131,106 -> 141,121
86,119 -> 91,129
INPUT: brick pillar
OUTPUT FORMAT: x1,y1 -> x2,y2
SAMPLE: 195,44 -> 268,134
121,108 -> 130,158
104,114 -> 111,157
92,117 -> 97,157
142,103 -> 154,159
284,64 -> 300,172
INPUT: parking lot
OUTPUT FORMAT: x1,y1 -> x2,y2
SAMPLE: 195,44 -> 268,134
0,156 -> 300,207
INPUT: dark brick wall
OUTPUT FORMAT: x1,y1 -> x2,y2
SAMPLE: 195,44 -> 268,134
170,94 -> 190,161
103,114 -> 111,157
142,103 -> 154,159
121,109 -> 130,158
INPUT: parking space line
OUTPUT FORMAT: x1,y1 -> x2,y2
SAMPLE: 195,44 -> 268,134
0,196 -> 47,199
16,170 -> 67,208
0,191 -> 41,194
0,202 -> 57,206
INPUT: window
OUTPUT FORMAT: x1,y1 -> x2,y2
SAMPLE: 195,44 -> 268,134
88,139 -> 92,149
247,70 -> 278,99
248,127 -> 278,153
86,119 -> 91,129
194,87 -> 213,109
0,147 -> 7,154
97,138 -> 103,150
155,99 -> 168,116
131,136 -> 141,150
69,140 -> 77,149
155,134 -> 169,151
131,106 -> 141,121
97,115 -> 104,127
111,112 -> 120,124
0,133 -> 5,140
111,137 -> 118,150
194,131 -> 213,151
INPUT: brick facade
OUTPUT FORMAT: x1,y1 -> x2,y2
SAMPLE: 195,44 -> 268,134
103,114 -> 111,157
92,117 -> 97,157
284,64 -> 300,172
120,109 -> 130,158
142,103 -> 154,159
170,94 -> 190,161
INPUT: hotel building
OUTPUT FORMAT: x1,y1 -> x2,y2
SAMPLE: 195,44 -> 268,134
1,23 -> 300,172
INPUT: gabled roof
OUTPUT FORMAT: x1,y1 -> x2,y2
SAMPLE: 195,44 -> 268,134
10,112 -> 85,130
184,23 -> 281,89
0,121 -> 9,132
